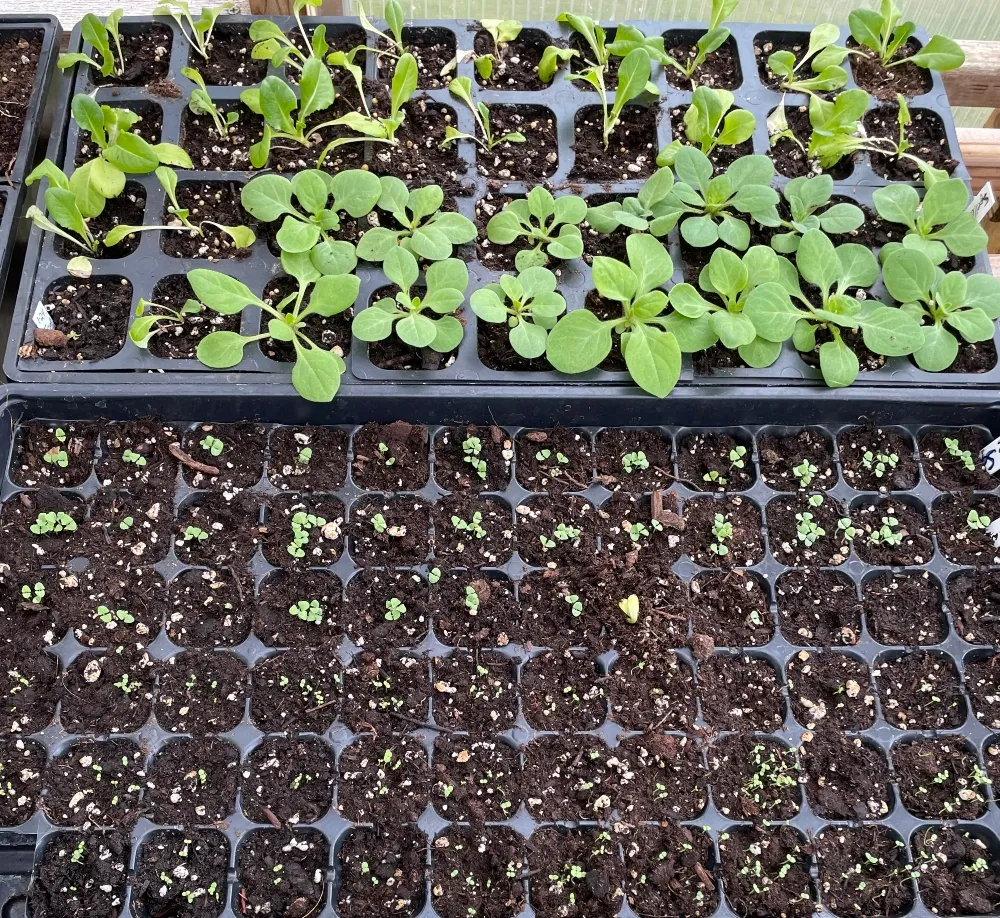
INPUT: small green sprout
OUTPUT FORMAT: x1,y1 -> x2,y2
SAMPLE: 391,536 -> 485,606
451,511 -> 487,539
114,673 -> 138,694
428,567 -> 442,584
729,445 -> 747,468
287,511 -> 327,558
296,446 -> 313,466
385,597 -> 406,621
536,448 -> 570,467
378,442 -> 396,466
30,511 -> 77,535
622,451 -> 649,473
944,437 -> 976,472
704,470 -> 727,486
122,448 -> 147,467
554,522 -> 581,541
289,599 -> 322,624
565,594 -> 583,617
967,509 -> 991,531
792,460 -> 817,488
619,594 -> 640,624
372,513 -> 388,533
119,516 -> 134,531
463,436 -> 486,479
44,444 -> 69,468
199,435 -> 224,457
710,512 -> 732,556
21,583 -> 45,603
862,450 -> 898,479
96,605 -> 135,625
464,585 -> 480,612
183,525 -> 209,542
868,515 -> 903,546
71,839 -> 86,863
838,517 -> 858,539
795,498 -> 826,546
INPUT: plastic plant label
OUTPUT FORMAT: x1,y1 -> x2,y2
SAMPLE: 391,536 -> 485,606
988,517 -> 1000,549
31,301 -> 54,330
981,434 -> 1000,476
968,181 -> 996,224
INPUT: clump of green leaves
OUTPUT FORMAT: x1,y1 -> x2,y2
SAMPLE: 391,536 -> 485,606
359,0 -> 405,55
129,296 -> 204,349
24,162 -> 104,255
43,429 -> 68,468
242,168 -> 380,255
21,583 -> 45,603
184,525 -> 209,542
153,0 -> 227,60
967,509 -> 991,531
849,0 -> 964,71
659,87 -> 756,163
766,24 -> 849,93
546,234 -> 681,398
356,178 -> 476,263
653,149 -> 781,249
385,597 -> 406,621
770,174 -> 865,254
882,248 -> 1000,371
463,437 -> 486,479
469,19 -> 522,80
867,514 -> 903,546
249,0 -> 329,70
793,460 -> 818,488
442,77 -> 525,152
796,494 -> 827,546
486,186 -> 586,271
352,247 -> 468,355
470,266 -> 566,360
710,512 -> 733,555
944,438 -> 975,472
452,511 -> 486,539
96,605 -> 135,626
189,249 -> 360,402
287,510 -> 327,558
577,47 -> 653,149
58,9 -> 126,77
873,178 -> 988,267
585,168 -> 676,238
183,67 -> 238,140
622,451 -> 649,473
660,0 -> 739,85
200,435 -> 224,456
30,511 -> 77,536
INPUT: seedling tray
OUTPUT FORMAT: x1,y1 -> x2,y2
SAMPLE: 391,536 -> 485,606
4,14 -> 995,397
1,384 -> 1000,916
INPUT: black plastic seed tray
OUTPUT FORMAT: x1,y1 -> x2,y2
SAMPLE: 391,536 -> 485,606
4,15 -> 994,396
1,386 -> 1000,916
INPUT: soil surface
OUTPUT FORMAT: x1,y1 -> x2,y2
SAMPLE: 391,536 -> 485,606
569,105 -> 657,182
758,429 -> 837,491
0,33 -> 41,171
720,826 -> 814,918
848,37 -> 933,99
863,571 -> 945,645
800,731 -> 891,821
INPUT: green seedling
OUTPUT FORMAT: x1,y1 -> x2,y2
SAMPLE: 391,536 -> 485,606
464,585 -> 480,612
385,597 -> 406,621
766,24 -> 850,94
452,511 -> 487,539
575,47 -> 653,149
849,0 -> 964,71
463,436 -> 486,479
441,77 -> 525,151
58,9 -> 126,77
183,525 -> 208,542
428,567 -> 441,584
200,435 -> 224,456
967,509 -> 991,531
658,86 -> 756,162
486,186 -> 586,271
462,19 -> 522,80
359,0 -> 405,55
619,593 -> 640,624
470,266 -> 566,359
770,174 -> 865,254
565,593 -> 583,617
546,234 -> 681,398
838,517 -> 859,539
30,511 -> 77,536
96,605 -> 135,625
23,162 -> 110,254
622,451 -> 649,473
710,512 -> 733,555
659,0 -> 739,86
355,177 -> 476,263
796,496 -> 827,546
183,67 -> 238,140
287,510 -> 328,558
121,449 -> 146,467
249,0 -> 331,70
536,449 -> 570,468
868,514 -> 904,546
289,599 -> 322,623
296,446 -> 313,466
377,442 -> 395,466
944,438 -> 976,472
71,839 -> 86,864
862,450 -> 898,478
352,247 -> 468,354
585,167 -> 677,238
21,583 -> 45,603
153,0 -> 228,60
793,460 -> 818,487
44,437 -> 69,467
119,516 -> 134,531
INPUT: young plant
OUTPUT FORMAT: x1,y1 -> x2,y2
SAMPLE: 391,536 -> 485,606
654,148 -> 781,249
103,167 -> 255,249
470,266 -> 567,359
766,24 -> 850,94
70,94 -> 192,211
710,512 -> 733,555
546,234 -> 682,398
796,495 -> 827,546
881,248 -> 1000,371
153,0 -> 227,60
486,186 -> 586,271
793,460 -> 818,487
24,162 -> 103,254
319,53 -> 418,160
249,0 -> 330,70
770,174 -> 865,254
241,168 -> 381,254
385,597 -> 406,621
848,0 -> 964,72
441,77 -> 525,152
619,594 -> 640,624
463,437 -> 486,479
623,451 -> 649,473
240,61 -> 336,168
57,9 -> 126,78
356,178 -> 476,263
659,86 -> 756,162
43,429 -> 68,468
128,296 -> 204,348
585,167 -> 677,238
867,514 -> 903,546
470,19 -> 522,79
189,249 -> 360,402
660,0 -> 739,86
574,47 -> 653,149
872,178 -> 988,266
200,435 -> 224,456
452,511 -> 486,539
944,438 -> 976,472
352,247 -> 469,354
359,0 -> 405,56
183,67 -> 238,140
30,511 -> 77,535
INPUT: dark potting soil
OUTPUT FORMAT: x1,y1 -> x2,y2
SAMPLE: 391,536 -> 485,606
28,831 -> 129,918
434,424 -> 512,492
682,496 -> 764,568
431,648 -> 518,733
875,650 -> 964,730
268,424 -> 348,492
174,492 -> 261,568
92,25 -> 171,87
165,568 -> 252,648
431,826 -> 527,918
919,427 -> 998,490
155,650 -> 247,733
237,828 -> 329,918
708,734 -> 801,821
255,568 -> 342,647
148,274 -> 241,359
182,421 -> 267,491
182,101 -> 259,170
865,104 -> 957,180
261,493 -> 345,569
965,655 -> 1000,729
943,337 -> 999,374
198,24 -> 267,85
950,569 -> 1000,645
847,37 -> 933,99
595,428 -> 674,492
44,739 -> 144,828
474,27 -> 550,90
477,105 -> 559,183
0,487 -> 86,570
934,493 -> 1000,565
432,734 -> 522,823
757,429 -> 837,491
520,649 -> 605,731
343,568 -> 428,648
663,34 -> 742,89
336,733 -> 431,824
912,826 -> 1000,916
59,648 -> 154,734
54,185 -> 146,259
516,494 -> 599,567
0,33 -> 41,171
607,649 -> 696,732
145,736 -> 240,824
753,34 -> 810,89
863,571 -> 946,645
624,823 -> 718,918
522,733 -> 618,822
769,104 -> 855,180
241,736 -> 336,825
0,737 -> 44,826
815,825 -> 914,916
76,101 -> 163,166
839,424 -> 918,492
377,27 -> 456,89
433,494 -> 513,566
719,825 -> 814,918
250,649 -> 342,733
852,500 -> 934,566
36,277 -> 132,361
670,104 -> 753,173
133,829 -> 229,918
529,826 -> 624,918
690,570 -> 773,647
261,275 -> 353,362
516,427 -> 593,494
616,734 -> 706,822
474,191 -> 524,272
161,181 -> 255,260
800,731 -> 891,821
516,569 -> 604,650
338,825 -> 425,918
352,421 -> 429,491
767,492 -> 850,567
367,327 -> 461,372
95,419 -> 179,493
83,490 -> 173,569
349,494 -> 432,565
787,650 -> 875,731
12,420 -> 98,488
569,105 -> 657,182
677,432 -> 753,492
893,737 -> 988,820
0,646 -> 59,733
697,654 -> 784,731
341,651 -> 430,734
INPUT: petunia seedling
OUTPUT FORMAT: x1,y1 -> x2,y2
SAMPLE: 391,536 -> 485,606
358,0 -> 405,55
352,247 -> 469,354
384,597 -> 406,621
565,594 -> 583,617
129,296 -> 204,349
622,451 -> 649,473
21,583 -> 45,603
709,512 -> 733,555
487,186 -> 587,271
574,47 -> 654,149
657,0 -> 739,85
470,266 -> 567,360
770,174 -> 865,254
30,511 -> 77,536
153,0 -> 227,60
96,605 -> 135,626
586,167 -> 676,238
183,525 -> 208,542
944,438 -> 976,472
249,0 -> 331,71
463,436 -> 487,479
658,86 -> 756,163
200,435 -> 224,457
441,77 -> 526,152
793,460 -> 818,488
795,496 -> 827,546
966,509 -> 991,532
452,511 -> 487,539
619,594 -> 640,624
356,178 -> 476,263
289,599 -> 322,624
464,586 -> 480,612
766,24 -> 850,94
58,9 -> 126,77
867,515 -> 904,546
862,450 -> 898,478
183,66 -> 238,140
881,248 -> 1000,371
848,0 -> 964,71
287,511 -> 328,558
464,18 -> 522,79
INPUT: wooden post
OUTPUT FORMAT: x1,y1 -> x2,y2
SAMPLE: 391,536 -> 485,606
944,41 -> 1000,109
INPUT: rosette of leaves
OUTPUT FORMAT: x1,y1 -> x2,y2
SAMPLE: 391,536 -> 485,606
882,248 -> 1000,370
356,178 -> 476,262
744,229 -> 922,386
70,94 -> 191,214
848,0 -> 964,72
241,168 -> 381,254
486,186 -> 586,270
57,9 -> 125,77
189,249 -> 360,402
353,247 -> 469,353
657,86 -> 756,163
770,174 -> 865,253
766,24 -> 850,94
655,148 -> 781,249
239,59 -> 336,168
872,178 -> 987,266
585,168 -> 676,238
663,245 -> 792,366
249,0 -> 329,70
470,266 -> 567,359
545,234 -> 681,397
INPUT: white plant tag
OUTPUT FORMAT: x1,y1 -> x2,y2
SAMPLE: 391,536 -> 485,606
968,181 -> 996,224
987,517 -> 1000,549
981,434 -> 1000,476
31,301 -> 54,330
